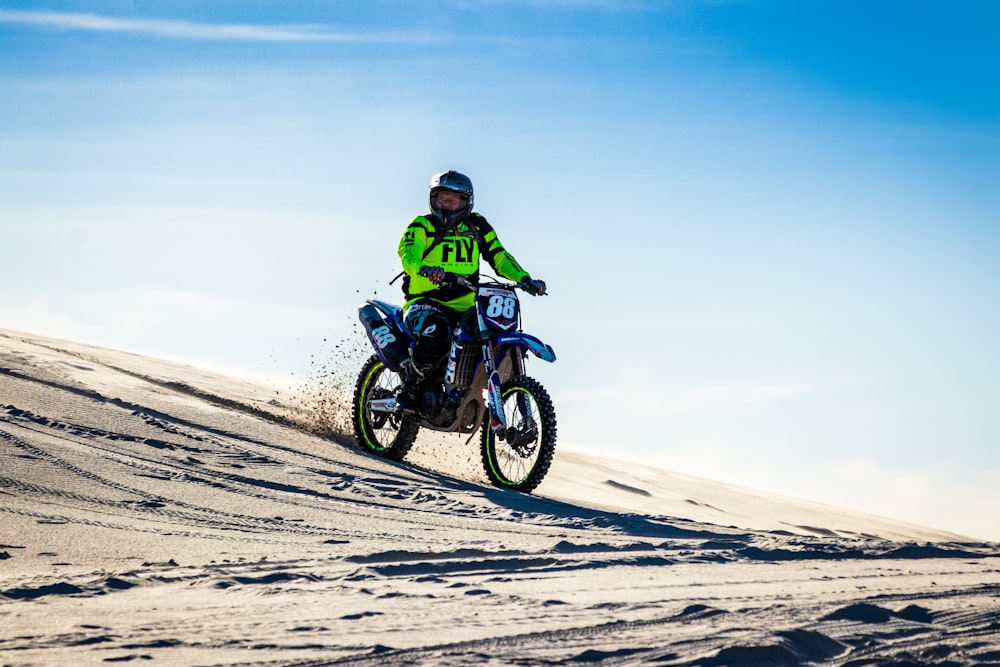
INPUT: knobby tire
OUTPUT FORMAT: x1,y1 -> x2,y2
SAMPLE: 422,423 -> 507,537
352,354 -> 419,461
481,375 -> 557,493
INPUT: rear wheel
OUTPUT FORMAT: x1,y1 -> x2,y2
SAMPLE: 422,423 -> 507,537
481,375 -> 557,493
353,354 -> 419,461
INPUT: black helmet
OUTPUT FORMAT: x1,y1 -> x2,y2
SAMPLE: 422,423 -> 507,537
429,170 -> 474,231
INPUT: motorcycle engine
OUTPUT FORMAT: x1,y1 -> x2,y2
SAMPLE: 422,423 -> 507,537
421,386 -> 460,428
420,387 -> 444,418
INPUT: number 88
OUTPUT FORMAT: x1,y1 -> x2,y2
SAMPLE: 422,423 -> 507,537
487,295 -> 516,319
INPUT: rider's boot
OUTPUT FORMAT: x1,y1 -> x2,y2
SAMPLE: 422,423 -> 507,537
394,360 -> 423,414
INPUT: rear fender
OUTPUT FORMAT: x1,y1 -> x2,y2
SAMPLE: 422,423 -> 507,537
358,301 -> 411,371
370,299 -> 403,323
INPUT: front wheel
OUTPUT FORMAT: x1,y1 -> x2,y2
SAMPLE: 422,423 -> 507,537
353,354 -> 419,461
481,375 -> 557,493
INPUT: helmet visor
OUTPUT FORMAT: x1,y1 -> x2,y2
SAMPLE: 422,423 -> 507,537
432,190 -> 469,212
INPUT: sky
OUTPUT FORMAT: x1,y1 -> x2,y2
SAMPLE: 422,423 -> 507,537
2,1 -> 998,540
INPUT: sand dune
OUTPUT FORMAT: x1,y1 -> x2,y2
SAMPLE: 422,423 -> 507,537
2,329 -> 998,666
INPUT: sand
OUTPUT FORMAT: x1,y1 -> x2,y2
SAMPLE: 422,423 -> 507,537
2,329 -> 998,666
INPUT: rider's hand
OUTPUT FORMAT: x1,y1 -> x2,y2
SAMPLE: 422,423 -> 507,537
418,265 -> 446,284
523,278 -> 547,296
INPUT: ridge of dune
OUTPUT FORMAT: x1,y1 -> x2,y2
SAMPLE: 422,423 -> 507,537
1,328 -> 966,543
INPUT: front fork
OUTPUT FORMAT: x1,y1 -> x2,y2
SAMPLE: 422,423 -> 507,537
483,341 -> 532,440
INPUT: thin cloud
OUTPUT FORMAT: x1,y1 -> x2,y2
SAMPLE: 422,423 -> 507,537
0,8 -> 384,43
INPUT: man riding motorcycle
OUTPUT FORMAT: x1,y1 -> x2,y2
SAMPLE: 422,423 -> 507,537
395,169 -> 546,413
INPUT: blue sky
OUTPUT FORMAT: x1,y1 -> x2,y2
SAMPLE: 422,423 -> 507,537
2,1 -> 998,540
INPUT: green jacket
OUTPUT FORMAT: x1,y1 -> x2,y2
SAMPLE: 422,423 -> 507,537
398,212 -> 530,312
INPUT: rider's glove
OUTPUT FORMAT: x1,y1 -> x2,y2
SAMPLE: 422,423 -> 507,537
522,278 -> 547,296
418,265 -> 446,284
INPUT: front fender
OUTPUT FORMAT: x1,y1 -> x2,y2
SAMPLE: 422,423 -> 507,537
494,332 -> 556,363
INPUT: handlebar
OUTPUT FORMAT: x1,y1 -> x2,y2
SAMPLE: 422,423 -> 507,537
437,272 -> 546,296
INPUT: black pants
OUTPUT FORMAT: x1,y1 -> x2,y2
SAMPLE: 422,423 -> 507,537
403,300 -> 458,372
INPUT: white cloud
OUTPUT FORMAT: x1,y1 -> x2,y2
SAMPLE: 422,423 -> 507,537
0,9 -> 397,43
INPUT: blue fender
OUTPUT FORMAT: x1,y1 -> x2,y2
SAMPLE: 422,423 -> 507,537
358,300 -> 411,371
495,332 -> 556,363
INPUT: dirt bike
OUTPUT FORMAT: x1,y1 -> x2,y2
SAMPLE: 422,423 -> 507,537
353,274 -> 557,492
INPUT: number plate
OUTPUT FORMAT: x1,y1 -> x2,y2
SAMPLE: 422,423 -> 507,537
478,287 -> 520,332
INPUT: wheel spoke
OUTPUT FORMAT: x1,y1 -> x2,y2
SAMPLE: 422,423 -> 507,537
481,375 -> 557,493
352,355 -> 419,461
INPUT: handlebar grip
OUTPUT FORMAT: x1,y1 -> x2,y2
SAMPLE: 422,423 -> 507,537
441,272 -> 472,287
